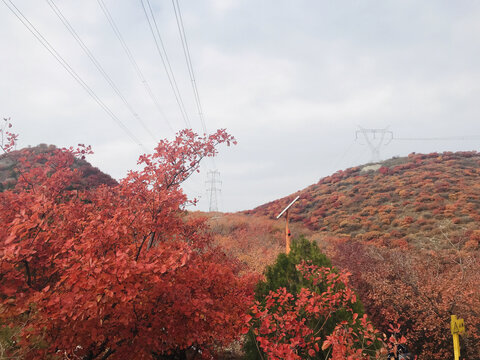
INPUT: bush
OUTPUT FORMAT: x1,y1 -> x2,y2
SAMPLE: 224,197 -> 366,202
244,236 -> 369,359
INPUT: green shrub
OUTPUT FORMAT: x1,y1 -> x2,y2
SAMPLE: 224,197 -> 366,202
244,236 -> 365,359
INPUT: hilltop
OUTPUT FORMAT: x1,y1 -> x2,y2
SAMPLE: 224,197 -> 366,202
246,151 -> 480,251
0,144 -> 117,191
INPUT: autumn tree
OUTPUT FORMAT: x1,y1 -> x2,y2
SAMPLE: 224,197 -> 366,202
0,125 -> 255,359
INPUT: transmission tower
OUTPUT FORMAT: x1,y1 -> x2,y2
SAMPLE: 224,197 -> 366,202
355,127 -> 393,162
206,170 -> 221,212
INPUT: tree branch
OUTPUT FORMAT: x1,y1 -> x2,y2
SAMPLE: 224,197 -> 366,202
135,232 -> 153,261
22,260 -> 32,288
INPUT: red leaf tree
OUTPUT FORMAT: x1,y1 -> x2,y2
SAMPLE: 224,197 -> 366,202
0,127 -> 255,359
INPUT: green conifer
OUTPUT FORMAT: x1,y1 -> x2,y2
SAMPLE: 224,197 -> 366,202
244,236 -> 365,359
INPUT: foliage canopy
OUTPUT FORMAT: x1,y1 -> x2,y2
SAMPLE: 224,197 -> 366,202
0,123 -> 255,359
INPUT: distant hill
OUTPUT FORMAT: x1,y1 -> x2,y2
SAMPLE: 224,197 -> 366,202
0,144 -> 117,191
246,151 -> 480,250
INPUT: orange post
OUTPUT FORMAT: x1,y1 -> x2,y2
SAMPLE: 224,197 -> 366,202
285,210 -> 291,254
276,195 -> 299,255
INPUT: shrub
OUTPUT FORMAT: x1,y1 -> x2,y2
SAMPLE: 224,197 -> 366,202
244,237 -> 373,359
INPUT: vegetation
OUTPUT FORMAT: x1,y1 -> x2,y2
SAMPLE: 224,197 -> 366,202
0,143 -> 117,192
246,152 -> 480,358
207,212 -> 309,274
0,122 -> 256,359
244,237 -> 381,360
247,151 -> 480,249
254,236 -> 333,299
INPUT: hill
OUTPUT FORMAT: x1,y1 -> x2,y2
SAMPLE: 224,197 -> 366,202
240,151 -> 480,359
246,151 -> 480,250
0,144 -> 117,191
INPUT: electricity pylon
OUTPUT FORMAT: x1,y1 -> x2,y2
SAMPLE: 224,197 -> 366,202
355,127 -> 393,163
206,170 -> 221,212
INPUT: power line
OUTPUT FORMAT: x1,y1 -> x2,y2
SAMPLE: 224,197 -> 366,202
2,0 -> 144,148
394,136 -> 480,141
140,0 -> 191,128
170,0 -> 217,171
46,0 -> 157,143
171,0 -> 207,134
96,0 -> 174,135
329,138 -> 356,171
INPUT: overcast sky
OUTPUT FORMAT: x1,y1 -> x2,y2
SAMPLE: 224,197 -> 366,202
2,0 -> 480,212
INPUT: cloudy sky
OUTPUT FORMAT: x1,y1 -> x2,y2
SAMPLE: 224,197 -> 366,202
2,0 -> 480,212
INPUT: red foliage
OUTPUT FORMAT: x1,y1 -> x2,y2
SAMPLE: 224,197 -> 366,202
0,142 -> 117,192
248,151 -> 480,248
0,127 -> 255,359
333,240 -> 480,358
245,262 -> 385,360
208,212 -> 309,273
0,117 -> 18,153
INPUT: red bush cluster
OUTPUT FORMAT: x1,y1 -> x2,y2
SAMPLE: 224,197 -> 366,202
0,127 -> 255,359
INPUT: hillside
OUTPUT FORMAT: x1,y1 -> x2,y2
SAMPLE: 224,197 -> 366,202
203,212 -> 312,273
246,151 -> 480,251
240,151 -> 480,359
0,144 -> 117,191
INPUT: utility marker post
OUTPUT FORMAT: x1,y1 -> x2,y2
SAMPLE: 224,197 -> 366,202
276,196 -> 300,254
451,315 -> 465,360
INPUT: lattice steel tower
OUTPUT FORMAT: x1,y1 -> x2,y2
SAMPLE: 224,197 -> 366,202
206,170 -> 221,212
355,127 -> 393,162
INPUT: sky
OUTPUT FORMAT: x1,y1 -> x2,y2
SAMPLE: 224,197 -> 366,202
2,0 -> 480,212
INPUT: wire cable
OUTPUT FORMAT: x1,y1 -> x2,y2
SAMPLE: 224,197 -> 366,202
2,0 -> 145,149
170,0 -> 217,171
140,0 -> 191,128
46,0 -> 157,143
96,0 -> 174,135
394,136 -> 480,141
171,0 -> 207,134
329,138 -> 355,171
